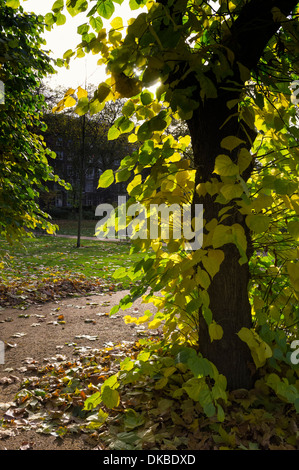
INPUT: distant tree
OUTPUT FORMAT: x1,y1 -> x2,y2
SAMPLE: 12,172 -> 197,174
40,85 -> 134,208
0,1 -> 67,242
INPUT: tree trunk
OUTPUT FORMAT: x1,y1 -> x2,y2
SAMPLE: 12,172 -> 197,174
183,0 -> 298,390
77,114 -> 86,249
187,88 -> 255,390
196,194 -> 254,390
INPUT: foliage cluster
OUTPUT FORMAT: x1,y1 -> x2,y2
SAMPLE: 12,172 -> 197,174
0,0 -> 69,242
3,0 -> 299,440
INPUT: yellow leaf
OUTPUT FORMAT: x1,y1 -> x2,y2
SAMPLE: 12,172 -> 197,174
148,318 -> 162,329
110,16 -> 123,29
77,86 -> 88,99
65,88 -> 76,96
128,133 -> 137,143
212,224 -> 233,248
287,261 -> 299,292
290,195 -> 299,214
209,321 -> 223,342
214,155 -> 239,177
123,315 -> 137,324
195,267 -> 210,289
220,183 -> 243,200
151,240 -> 161,252
237,327 -> 272,368
205,179 -> 221,196
64,95 -> 76,108
127,174 -> 142,194
177,135 -> 191,150
238,148 -> 252,174
221,136 -> 246,152
202,249 -> 224,278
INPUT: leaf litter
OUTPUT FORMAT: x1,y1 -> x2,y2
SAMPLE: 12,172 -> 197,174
0,239 -> 298,450
0,273 -> 123,309
1,335 -> 298,450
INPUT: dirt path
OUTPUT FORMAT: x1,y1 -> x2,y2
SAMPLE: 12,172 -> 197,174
0,290 -> 157,450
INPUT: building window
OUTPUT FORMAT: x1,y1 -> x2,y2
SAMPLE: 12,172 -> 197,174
56,196 -> 63,207
56,151 -> 64,160
86,168 -> 95,178
85,180 -> 94,192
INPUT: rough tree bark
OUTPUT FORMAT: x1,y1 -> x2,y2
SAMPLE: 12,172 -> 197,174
183,0 -> 298,390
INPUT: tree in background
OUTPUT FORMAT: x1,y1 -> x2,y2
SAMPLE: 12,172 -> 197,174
0,1 -> 68,242
13,0 -> 299,423
39,86 -> 134,211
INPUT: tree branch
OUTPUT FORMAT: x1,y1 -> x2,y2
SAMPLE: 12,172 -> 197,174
226,0 -> 298,70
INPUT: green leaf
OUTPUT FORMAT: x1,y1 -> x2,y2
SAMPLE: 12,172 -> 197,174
116,168 -> 131,183
110,304 -> 120,316
86,409 -> 109,429
56,13 -> 66,25
75,97 -> 89,116
287,221 -> 299,241
129,0 -> 145,10
122,100 -> 135,117
63,49 -> 75,59
214,154 -> 239,176
220,183 -> 243,200
52,0 -> 64,12
45,12 -> 56,27
96,82 -> 111,102
66,0 -> 88,16
217,404 -> 225,422
89,98 -> 105,115
188,355 -> 214,378
89,15 -> 104,32
108,126 -> 121,140
137,122 -> 152,141
274,179 -> 298,195
84,391 -> 102,410
123,409 -> 145,430
101,386 -> 120,408
98,169 -> 114,188
245,214 -> 271,234
141,91 -> 153,106
182,377 -> 205,401
6,0 -> 20,8
203,402 -> 216,418
113,266 -> 127,279
78,23 -> 90,35
97,0 -> 115,19
118,117 -> 134,134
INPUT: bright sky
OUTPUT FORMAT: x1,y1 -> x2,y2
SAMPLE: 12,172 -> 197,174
23,0 -> 137,90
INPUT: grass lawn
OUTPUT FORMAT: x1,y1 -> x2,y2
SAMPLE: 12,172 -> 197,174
51,219 -> 98,237
0,236 -> 142,285
0,225 -> 146,306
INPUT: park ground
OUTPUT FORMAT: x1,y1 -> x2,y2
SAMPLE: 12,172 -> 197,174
0,220 -> 298,451
0,220 -> 154,450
